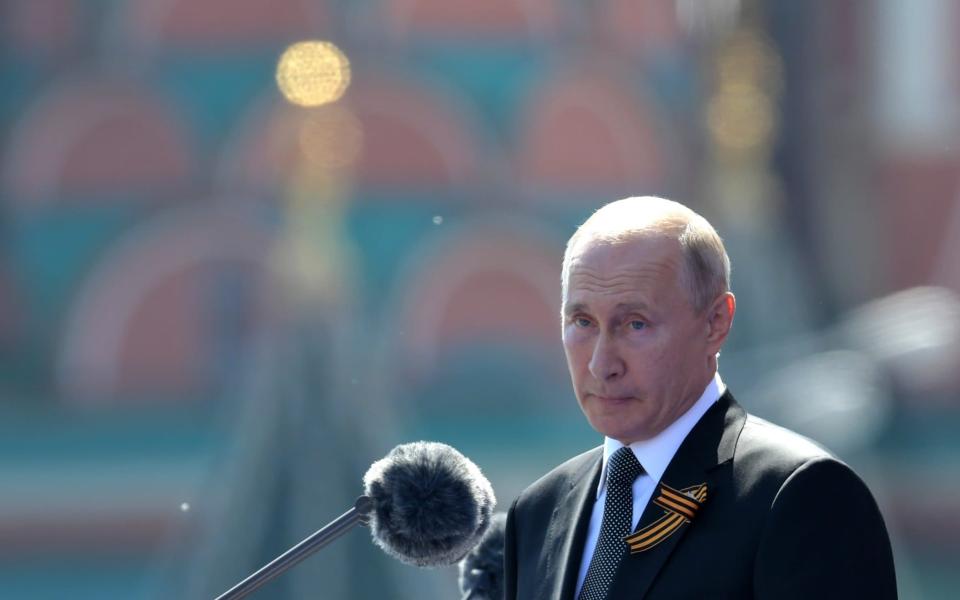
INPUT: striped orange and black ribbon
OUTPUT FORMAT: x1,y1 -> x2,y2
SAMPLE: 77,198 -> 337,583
624,483 -> 707,554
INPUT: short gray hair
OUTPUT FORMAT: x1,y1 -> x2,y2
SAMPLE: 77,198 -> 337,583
561,197 -> 731,313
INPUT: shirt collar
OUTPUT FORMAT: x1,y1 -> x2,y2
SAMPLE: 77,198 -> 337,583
596,372 -> 726,498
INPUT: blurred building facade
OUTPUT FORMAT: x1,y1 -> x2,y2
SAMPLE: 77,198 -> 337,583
1,0 -> 959,598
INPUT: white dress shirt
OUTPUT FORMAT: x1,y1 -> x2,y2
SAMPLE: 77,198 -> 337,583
574,372 -> 726,596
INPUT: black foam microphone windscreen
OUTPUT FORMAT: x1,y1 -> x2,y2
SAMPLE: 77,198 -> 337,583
363,441 -> 496,567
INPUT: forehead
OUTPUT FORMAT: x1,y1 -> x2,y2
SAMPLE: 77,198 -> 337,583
564,236 -> 684,306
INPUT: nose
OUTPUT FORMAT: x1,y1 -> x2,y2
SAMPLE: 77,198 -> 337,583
588,332 -> 625,381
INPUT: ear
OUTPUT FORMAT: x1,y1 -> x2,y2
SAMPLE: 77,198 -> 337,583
705,292 -> 735,354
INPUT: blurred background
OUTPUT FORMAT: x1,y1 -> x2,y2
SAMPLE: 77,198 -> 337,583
1,0 -> 959,598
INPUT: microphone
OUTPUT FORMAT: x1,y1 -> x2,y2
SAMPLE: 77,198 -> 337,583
364,441 -> 496,567
458,512 -> 507,600
216,441 -> 495,599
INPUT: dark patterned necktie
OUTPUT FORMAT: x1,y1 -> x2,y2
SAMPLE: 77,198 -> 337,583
578,447 -> 644,600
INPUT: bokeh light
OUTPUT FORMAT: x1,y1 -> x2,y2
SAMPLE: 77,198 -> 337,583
707,83 -> 775,151
715,32 -> 782,92
706,29 -> 781,155
276,40 -> 351,107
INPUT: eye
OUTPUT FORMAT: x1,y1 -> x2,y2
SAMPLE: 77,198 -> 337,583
628,320 -> 646,331
575,317 -> 592,328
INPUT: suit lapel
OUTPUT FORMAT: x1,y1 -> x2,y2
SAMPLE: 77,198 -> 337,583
607,392 -> 746,599
537,449 -> 602,600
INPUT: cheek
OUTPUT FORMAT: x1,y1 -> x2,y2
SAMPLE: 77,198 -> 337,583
639,336 -> 696,388
562,330 -> 590,373
622,336 -> 674,382
622,333 -> 665,362
561,327 -> 582,352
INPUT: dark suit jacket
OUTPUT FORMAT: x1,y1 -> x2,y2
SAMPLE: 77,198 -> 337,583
504,391 -> 897,599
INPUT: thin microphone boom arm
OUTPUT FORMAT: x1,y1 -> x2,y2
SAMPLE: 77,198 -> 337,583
216,441 -> 495,598
216,496 -> 373,600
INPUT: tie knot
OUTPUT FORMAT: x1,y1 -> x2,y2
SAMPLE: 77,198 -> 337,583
607,447 -> 643,488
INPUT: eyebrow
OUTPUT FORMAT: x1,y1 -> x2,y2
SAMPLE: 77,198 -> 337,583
563,302 -> 651,316
614,302 -> 651,313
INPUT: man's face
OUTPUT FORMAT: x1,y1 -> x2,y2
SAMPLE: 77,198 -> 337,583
562,235 -> 716,444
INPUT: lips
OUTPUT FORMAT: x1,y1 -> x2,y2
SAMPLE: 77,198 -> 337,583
590,394 -> 634,403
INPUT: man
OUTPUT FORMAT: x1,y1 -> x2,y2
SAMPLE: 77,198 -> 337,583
504,197 -> 897,599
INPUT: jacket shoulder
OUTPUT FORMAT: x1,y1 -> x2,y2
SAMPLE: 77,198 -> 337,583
738,417 -> 898,597
738,414 -> 832,463
515,446 -> 600,509
733,413 -> 842,491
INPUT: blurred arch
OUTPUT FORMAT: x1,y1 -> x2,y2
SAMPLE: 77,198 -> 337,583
109,0 -> 330,52
597,0 -> 683,58
215,97 -> 361,193
386,217 -> 564,383
56,203 -> 275,403
350,70 -> 488,190
3,73 -> 193,204
383,0 -> 561,40
515,59 -> 671,201
218,69 -> 488,193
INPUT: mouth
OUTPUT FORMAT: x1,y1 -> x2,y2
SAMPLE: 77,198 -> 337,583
589,394 -> 635,404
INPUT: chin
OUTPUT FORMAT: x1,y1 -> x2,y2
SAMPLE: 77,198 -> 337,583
588,415 -> 644,444
582,401 -> 650,441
